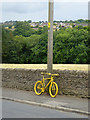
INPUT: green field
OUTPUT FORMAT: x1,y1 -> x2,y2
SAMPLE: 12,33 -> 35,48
1,64 -> 88,72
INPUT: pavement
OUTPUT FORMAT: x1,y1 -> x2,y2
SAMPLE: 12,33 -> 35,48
1,87 -> 90,116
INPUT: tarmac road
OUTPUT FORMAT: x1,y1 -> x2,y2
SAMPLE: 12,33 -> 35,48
2,100 -> 88,118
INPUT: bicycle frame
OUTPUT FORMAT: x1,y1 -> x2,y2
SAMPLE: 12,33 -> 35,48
42,75 -> 54,90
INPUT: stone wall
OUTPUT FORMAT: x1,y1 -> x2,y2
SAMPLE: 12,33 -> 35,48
2,68 -> 88,98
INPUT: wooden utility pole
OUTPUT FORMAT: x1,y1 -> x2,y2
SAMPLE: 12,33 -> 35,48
47,0 -> 54,73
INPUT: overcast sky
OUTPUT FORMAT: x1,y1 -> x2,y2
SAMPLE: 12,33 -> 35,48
1,0 -> 89,22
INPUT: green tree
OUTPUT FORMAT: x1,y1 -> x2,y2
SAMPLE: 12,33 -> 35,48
2,28 -> 18,63
28,20 -> 32,23
36,27 -> 43,35
31,32 -> 48,63
13,21 -> 36,37
53,28 -> 88,64
2,21 -> 89,64
14,35 -> 41,63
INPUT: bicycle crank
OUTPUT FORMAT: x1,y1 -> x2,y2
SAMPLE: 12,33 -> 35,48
42,87 -> 45,92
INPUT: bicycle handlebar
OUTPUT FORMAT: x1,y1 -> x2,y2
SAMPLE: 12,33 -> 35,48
41,72 -> 59,76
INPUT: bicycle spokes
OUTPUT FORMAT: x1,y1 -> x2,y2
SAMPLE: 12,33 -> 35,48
52,84 -> 55,91
49,82 -> 58,98
34,81 -> 43,95
37,84 -> 42,90
51,84 -> 56,94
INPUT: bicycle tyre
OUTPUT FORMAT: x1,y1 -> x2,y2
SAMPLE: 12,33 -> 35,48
34,81 -> 43,95
49,82 -> 58,98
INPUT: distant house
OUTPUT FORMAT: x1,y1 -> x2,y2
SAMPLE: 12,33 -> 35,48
56,26 -> 60,31
64,23 -> 72,28
60,23 -> 65,27
69,25 -> 72,28
39,25 -> 44,28
5,27 -> 9,29
32,28 -> 39,30
12,26 -> 15,29
53,25 -> 57,31
30,23 -> 37,27
74,23 -> 88,27
11,26 -> 15,31
57,23 -> 61,28
43,23 -> 48,26
39,22 -> 48,27
81,24 -> 88,27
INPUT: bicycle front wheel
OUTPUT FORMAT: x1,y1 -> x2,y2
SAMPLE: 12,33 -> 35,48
49,82 -> 58,98
34,81 -> 43,95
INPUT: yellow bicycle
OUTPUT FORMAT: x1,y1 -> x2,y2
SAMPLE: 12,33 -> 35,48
34,72 -> 59,98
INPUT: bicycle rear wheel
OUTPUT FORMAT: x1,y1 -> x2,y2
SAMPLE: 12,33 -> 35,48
34,81 -> 43,95
49,82 -> 58,98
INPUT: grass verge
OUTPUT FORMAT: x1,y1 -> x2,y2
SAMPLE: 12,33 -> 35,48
1,64 -> 88,72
